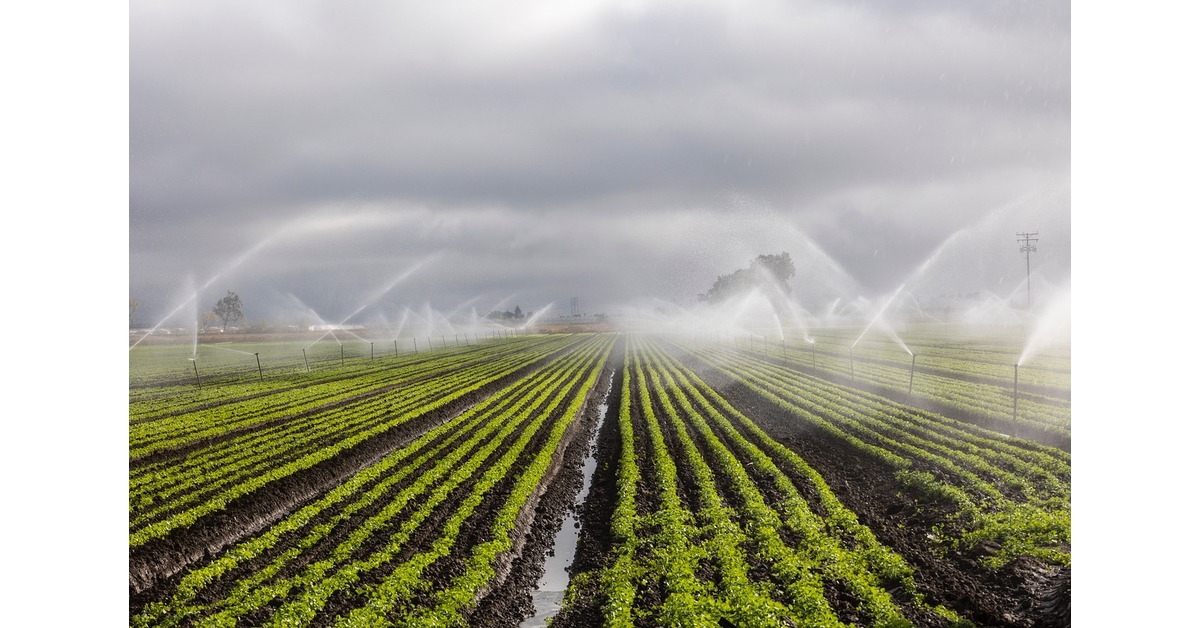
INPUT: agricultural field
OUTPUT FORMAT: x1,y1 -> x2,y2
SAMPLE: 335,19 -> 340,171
129,330 -> 1069,627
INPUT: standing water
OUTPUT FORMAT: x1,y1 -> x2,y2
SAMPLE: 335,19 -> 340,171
520,372 -> 613,627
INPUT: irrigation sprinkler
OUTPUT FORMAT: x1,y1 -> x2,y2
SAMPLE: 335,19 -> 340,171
370,342 -> 374,360
340,344 -> 345,367
455,334 -> 460,347
413,338 -> 418,353
255,352 -> 264,382
441,335 -> 447,349
782,338 -> 787,365
811,341 -> 817,369
908,354 -> 916,395
394,339 -> 398,357
302,348 -> 310,372
189,358 -> 201,388
427,337 -> 433,351
850,349 -> 855,382
1012,363 -> 1019,436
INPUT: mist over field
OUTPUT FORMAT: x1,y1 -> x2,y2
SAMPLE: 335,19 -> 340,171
130,0 -> 1070,330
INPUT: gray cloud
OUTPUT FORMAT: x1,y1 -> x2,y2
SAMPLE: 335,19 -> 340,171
130,0 -> 1069,326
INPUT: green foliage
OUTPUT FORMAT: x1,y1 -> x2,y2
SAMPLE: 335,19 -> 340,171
674,336 -> 1070,572
212,290 -> 244,331
698,252 -> 795,303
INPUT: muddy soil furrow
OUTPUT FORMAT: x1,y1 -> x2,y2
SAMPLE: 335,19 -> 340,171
546,342 -> 625,627
129,338 -> 557,426
313,368 -> 579,621
129,337 -> 588,600
131,344 -> 554,465
467,359 -> 617,627
146,362 -> 561,616
313,340 -> 612,624
129,379 -> 476,527
698,343 -> 1070,451
623,363 -> 668,623
685,358 -> 1063,628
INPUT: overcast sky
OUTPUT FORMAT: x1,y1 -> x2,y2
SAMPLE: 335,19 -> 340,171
129,0 -> 1070,326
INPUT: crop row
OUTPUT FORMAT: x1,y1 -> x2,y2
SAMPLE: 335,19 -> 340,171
671,338 -> 1071,568
563,334 -> 965,626
723,335 -> 1071,439
130,337 -> 567,486
794,329 -> 1069,393
133,333 -> 615,627
129,335 -> 539,415
129,335 -> 589,547
130,336 -> 565,453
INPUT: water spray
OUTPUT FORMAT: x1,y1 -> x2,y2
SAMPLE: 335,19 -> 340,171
255,352 -> 264,382
908,354 -> 916,395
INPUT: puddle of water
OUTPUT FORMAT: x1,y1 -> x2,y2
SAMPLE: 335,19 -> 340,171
519,372 -> 613,628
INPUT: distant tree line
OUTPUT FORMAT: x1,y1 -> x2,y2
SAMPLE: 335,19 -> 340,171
486,305 -> 525,321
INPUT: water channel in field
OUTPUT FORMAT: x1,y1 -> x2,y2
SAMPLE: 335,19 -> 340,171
520,371 -> 613,627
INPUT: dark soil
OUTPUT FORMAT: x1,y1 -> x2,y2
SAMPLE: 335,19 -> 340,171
130,335 -> 1070,627
129,338 -> 584,606
690,360 -> 1069,628
774,355 -> 1071,452
469,359 -> 618,627
545,356 -> 625,627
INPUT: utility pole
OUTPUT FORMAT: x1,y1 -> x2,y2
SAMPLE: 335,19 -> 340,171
1017,232 -> 1038,309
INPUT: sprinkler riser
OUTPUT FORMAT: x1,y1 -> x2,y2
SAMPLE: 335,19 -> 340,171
1012,363 -> 1019,436
908,354 -> 916,395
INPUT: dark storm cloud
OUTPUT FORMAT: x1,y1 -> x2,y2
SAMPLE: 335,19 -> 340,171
130,0 -> 1069,324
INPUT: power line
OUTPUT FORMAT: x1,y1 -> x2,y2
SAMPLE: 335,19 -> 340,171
1017,232 -> 1038,309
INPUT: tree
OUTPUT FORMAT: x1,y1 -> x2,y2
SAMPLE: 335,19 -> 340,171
199,311 -> 220,331
698,252 -> 795,303
513,305 -> 524,319
129,298 -> 140,327
213,291 -> 244,331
